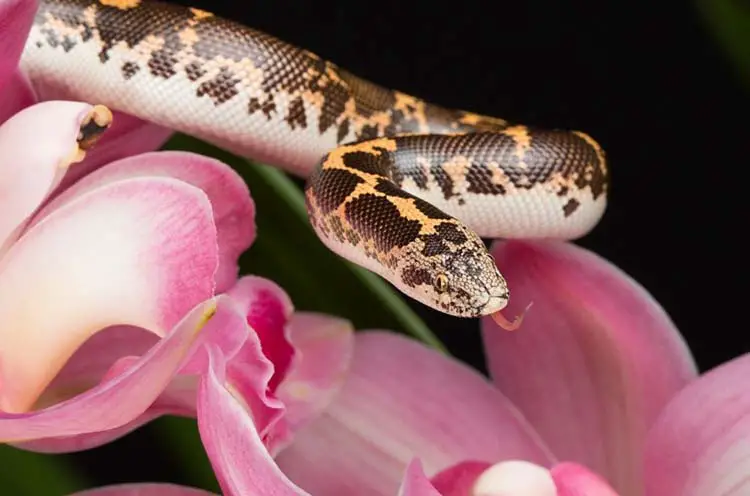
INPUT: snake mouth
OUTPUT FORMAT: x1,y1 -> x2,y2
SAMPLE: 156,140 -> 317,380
474,286 -> 509,316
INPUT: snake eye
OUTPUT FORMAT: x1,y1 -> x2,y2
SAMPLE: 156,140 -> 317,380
434,273 -> 449,294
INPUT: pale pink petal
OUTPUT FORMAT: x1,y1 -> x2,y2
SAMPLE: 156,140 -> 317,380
398,460 -> 443,496
68,483 -> 217,496
0,70 -> 36,123
276,331 -> 553,496
552,462 -> 620,496
0,101 -> 95,249
0,177 -> 218,412
0,0 -> 36,89
481,240 -> 697,494
644,353 -> 750,496
36,150 -> 254,292
0,298 -> 216,443
55,113 -> 173,190
272,312 -> 354,452
196,344 -> 309,496
12,301 -> 261,453
430,461 -> 491,496
227,276 -> 294,386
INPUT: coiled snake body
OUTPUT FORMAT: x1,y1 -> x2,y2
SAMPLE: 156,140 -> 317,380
20,0 -> 609,323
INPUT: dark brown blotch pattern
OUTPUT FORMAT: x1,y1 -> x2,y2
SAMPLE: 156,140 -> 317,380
344,194 -> 422,253
306,168 -> 363,215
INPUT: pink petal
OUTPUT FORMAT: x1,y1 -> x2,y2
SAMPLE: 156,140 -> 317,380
227,276 -> 293,387
644,353 -> 750,496
0,176 -> 218,412
0,298 -> 216,443
35,150 -> 254,292
0,70 -> 36,123
68,483 -> 218,496
0,0 -> 36,89
398,460 -> 443,496
481,240 -> 697,494
196,343 -> 309,496
13,301 -> 257,453
552,462 -> 620,496
275,331 -> 553,496
0,101 -> 95,250
273,312 -> 354,452
54,113 -> 173,191
430,461 -> 492,496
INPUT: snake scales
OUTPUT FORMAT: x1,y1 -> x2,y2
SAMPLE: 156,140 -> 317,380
19,0 -> 609,326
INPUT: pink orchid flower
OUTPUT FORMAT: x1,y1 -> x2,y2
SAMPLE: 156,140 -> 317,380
0,0 -> 354,471
264,239 -> 750,496
65,240 -> 749,496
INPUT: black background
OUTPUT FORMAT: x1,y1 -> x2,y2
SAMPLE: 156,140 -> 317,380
173,0 -> 747,373
58,0 -> 750,489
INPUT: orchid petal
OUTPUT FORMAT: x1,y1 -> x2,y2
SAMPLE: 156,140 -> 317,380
430,461 -> 492,496
551,462 -> 620,496
0,101 -> 95,249
644,353 -> 750,496
204,283 -> 286,443
0,176 -> 218,412
0,70 -> 36,123
0,0 -> 36,90
55,113 -> 173,191
273,312 -> 354,451
0,298 -> 216,443
226,276 -> 294,386
196,343 -> 309,496
481,240 -> 697,494
398,459 -> 443,496
276,331 -> 553,496
68,483 -> 217,496
36,150 -> 254,292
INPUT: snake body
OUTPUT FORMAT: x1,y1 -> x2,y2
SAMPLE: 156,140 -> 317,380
20,0 -> 609,319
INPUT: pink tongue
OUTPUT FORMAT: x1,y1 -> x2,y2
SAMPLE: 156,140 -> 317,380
490,302 -> 534,331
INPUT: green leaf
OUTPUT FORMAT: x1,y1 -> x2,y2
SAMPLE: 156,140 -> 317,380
0,444 -> 86,495
152,417 -> 220,493
696,0 -> 750,86
162,134 -> 446,352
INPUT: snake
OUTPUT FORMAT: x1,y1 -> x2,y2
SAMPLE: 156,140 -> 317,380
19,0 -> 609,327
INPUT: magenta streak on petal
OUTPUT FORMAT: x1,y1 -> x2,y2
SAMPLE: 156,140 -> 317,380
196,344 -> 310,496
227,276 -> 294,390
430,460 -> 492,496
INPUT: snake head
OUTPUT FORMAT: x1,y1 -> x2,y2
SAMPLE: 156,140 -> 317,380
397,228 -> 510,318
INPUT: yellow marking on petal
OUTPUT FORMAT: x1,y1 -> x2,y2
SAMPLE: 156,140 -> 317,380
196,301 -> 218,329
